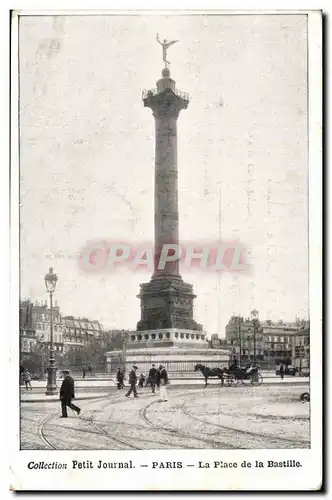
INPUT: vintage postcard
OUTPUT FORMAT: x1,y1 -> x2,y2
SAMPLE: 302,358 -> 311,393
10,9 -> 322,491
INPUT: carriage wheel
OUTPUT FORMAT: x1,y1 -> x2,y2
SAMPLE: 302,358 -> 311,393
242,376 -> 251,386
300,392 -> 310,403
250,373 -> 263,386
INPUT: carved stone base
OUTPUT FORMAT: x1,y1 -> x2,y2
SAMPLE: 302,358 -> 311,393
137,277 -> 202,332
128,328 -> 207,348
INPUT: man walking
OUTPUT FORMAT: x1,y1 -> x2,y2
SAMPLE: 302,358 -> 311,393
125,365 -> 139,398
59,369 -> 81,418
116,368 -> 125,389
279,364 -> 284,380
148,364 -> 158,394
158,365 -> 169,402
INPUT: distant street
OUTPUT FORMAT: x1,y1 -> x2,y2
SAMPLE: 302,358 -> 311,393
21,384 -> 309,450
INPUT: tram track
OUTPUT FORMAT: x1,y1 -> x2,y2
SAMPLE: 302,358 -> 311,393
139,390 -> 309,449
57,388 -> 237,450
38,413 -> 59,450
35,387 -> 309,450
139,396 -> 238,449
37,394 -> 143,450
181,398 -> 310,449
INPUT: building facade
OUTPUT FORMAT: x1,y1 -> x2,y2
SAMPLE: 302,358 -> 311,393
62,316 -> 105,353
21,301 -> 107,355
261,322 -> 298,366
225,316 -> 265,362
20,300 -> 37,354
224,316 -> 310,367
32,301 -> 63,347
291,327 -> 310,369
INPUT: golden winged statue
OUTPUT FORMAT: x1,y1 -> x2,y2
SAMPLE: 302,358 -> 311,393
156,33 -> 179,67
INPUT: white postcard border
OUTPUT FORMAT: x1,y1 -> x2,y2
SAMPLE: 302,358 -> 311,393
9,8 -> 322,491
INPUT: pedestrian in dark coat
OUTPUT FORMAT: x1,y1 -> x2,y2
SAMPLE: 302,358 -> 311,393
82,367 -> 86,379
116,368 -> 125,389
138,373 -> 146,388
155,366 -> 161,389
158,365 -> 169,402
125,365 -> 139,398
148,364 -> 158,394
279,364 -> 284,380
60,370 -> 81,417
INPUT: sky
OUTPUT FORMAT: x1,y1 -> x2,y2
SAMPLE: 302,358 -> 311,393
19,13 -> 309,336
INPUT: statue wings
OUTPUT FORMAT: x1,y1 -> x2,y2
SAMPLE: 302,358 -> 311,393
166,40 -> 179,48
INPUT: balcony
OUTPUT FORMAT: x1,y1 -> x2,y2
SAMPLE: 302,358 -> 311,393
142,87 -> 190,102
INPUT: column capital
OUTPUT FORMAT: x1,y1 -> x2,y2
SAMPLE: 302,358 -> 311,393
143,88 -> 189,118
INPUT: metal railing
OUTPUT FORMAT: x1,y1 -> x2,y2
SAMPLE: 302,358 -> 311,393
142,88 -> 190,101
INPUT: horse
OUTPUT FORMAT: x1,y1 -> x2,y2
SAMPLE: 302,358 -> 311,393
194,363 -> 225,387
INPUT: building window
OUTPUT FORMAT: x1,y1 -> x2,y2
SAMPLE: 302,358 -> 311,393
144,334 -> 149,340
186,334 -> 189,339
137,335 -> 142,341
131,335 -> 135,342
158,333 -> 163,339
166,332 -> 170,339
191,334 -> 195,339
152,334 -> 156,340
175,332 -> 179,338
180,333 -> 184,339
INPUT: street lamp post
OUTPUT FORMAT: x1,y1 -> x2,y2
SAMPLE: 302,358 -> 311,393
122,330 -> 127,375
299,340 -> 303,372
238,317 -> 242,366
250,309 -> 259,363
44,267 -> 58,395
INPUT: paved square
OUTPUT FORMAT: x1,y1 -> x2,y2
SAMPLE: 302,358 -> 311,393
21,384 -> 309,450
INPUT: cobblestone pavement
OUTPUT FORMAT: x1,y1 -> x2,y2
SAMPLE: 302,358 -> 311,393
21,384 -> 310,450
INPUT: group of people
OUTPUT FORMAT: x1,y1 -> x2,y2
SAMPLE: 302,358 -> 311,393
20,362 -> 170,419
82,364 -> 94,379
116,364 -> 169,402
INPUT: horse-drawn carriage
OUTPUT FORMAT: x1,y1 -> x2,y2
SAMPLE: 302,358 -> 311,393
194,363 -> 263,387
223,365 -> 263,387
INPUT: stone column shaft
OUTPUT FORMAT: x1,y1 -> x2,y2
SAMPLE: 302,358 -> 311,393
154,115 -> 179,278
